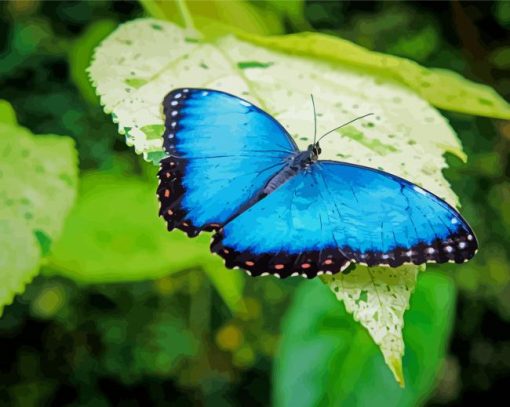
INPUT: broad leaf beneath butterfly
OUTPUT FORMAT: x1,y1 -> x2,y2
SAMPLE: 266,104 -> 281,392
89,19 -> 468,383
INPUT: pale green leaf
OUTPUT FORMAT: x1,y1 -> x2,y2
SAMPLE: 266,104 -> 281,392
0,219 -> 40,315
88,19 -> 468,380
89,19 -> 463,203
0,124 -> 79,239
0,118 -> 78,314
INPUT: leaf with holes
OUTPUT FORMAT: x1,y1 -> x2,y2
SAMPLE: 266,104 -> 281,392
88,19 -> 473,383
0,107 -> 78,315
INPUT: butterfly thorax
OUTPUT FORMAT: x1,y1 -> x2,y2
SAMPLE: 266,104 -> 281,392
292,151 -> 314,169
262,145 -> 320,196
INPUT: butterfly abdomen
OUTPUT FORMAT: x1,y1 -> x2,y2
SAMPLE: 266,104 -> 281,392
263,165 -> 299,195
263,150 -> 314,195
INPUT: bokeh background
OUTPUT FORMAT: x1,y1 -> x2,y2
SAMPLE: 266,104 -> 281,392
1,1 -> 510,405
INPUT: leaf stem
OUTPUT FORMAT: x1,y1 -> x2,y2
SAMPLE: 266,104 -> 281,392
175,0 -> 197,34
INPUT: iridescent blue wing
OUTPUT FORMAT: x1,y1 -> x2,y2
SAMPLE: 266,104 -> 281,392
157,88 -> 298,236
211,161 -> 477,278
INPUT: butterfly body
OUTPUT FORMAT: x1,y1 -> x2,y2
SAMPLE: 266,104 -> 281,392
158,88 -> 478,279
262,148 -> 316,195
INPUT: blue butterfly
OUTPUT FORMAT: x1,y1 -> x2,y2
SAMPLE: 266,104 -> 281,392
157,88 -> 478,279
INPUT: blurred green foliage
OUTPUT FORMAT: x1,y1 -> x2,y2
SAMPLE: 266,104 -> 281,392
0,0 -> 509,406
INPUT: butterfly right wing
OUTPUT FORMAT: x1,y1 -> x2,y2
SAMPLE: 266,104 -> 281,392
211,160 -> 477,278
157,88 -> 298,237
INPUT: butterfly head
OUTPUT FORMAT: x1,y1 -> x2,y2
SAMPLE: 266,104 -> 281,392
307,143 -> 321,162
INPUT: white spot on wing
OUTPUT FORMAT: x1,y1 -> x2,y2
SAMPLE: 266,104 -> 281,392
413,185 -> 427,195
240,100 -> 251,107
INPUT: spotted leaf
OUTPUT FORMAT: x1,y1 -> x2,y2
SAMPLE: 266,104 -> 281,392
0,106 -> 78,315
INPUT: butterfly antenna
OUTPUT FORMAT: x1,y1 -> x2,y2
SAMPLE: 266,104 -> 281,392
317,113 -> 374,143
311,94 -> 318,145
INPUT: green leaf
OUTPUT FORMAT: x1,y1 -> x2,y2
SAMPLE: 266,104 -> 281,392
275,272 -> 456,406
0,124 -> 78,240
88,19 -> 468,379
140,0 -> 284,35
238,31 -> 510,119
48,171 -> 209,283
47,171 -> 245,313
0,116 -> 78,315
0,100 -> 17,125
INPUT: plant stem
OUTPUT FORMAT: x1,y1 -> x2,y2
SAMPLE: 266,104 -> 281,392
176,0 -> 197,34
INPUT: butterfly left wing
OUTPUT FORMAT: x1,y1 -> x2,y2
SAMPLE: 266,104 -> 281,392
211,161 -> 477,278
157,88 -> 298,237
